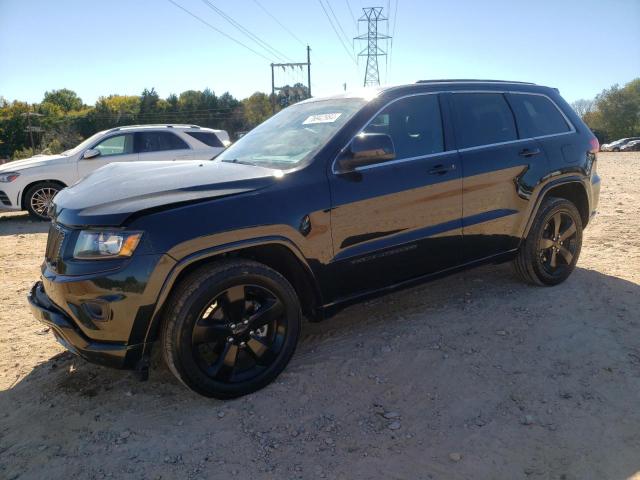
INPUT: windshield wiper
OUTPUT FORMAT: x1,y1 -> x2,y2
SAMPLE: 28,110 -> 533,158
221,158 -> 257,166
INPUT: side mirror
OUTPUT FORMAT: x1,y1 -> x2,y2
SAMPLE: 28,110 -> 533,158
337,133 -> 395,172
83,149 -> 100,159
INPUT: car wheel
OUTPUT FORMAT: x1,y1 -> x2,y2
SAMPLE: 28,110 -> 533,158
513,197 -> 583,286
613,147 -> 620,152
161,259 -> 301,398
25,182 -> 61,220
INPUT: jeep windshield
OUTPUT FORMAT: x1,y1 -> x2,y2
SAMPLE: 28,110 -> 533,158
217,98 -> 367,169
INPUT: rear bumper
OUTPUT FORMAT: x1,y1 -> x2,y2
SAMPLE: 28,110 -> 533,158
28,281 -> 144,369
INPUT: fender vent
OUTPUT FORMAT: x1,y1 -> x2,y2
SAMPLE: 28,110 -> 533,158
0,191 -> 11,206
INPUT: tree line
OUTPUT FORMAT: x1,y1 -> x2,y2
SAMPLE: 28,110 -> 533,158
1,78 -> 637,159
0,84 -> 309,160
570,78 -> 639,144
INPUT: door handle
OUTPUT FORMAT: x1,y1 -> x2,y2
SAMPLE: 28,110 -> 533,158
519,148 -> 541,158
428,164 -> 450,176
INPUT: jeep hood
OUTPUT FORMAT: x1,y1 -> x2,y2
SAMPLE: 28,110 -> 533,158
53,160 -> 279,226
0,154 -> 68,172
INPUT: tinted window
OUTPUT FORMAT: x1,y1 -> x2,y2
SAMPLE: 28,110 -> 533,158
508,94 -> 571,137
136,131 -> 189,153
363,94 -> 444,159
216,98 -> 366,168
93,134 -> 134,156
452,93 -> 517,149
185,131 -> 224,148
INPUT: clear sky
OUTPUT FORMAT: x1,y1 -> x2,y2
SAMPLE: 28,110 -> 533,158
1,0 -> 638,105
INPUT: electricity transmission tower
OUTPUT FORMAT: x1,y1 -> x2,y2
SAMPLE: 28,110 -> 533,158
354,7 -> 390,87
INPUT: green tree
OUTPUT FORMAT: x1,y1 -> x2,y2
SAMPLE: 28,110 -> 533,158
92,95 -> 141,130
582,78 -> 640,142
43,88 -> 83,112
242,92 -> 272,127
139,88 -> 160,117
0,100 -> 31,158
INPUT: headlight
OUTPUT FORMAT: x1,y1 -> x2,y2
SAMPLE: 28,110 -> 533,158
73,231 -> 142,259
0,172 -> 20,182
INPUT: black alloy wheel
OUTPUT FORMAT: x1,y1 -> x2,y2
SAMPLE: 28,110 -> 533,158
537,211 -> 579,276
513,197 -> 583,286
191,284 -> 287,384
162,260 -> 301,398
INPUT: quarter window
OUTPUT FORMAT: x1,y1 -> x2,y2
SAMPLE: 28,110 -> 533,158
136,131 -> 190,153
185,131 -> 224,148
362,94 -> 444,159
93,134 -> 134,156
508,94 -> 571,137
452,93 -> 518,149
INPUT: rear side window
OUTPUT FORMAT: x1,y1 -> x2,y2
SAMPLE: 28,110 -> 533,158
185,131 -> 224,148
508,94 -> 571,138
136,131 -> 189,153
363,94 -> 444,159
452,93 -> 517,149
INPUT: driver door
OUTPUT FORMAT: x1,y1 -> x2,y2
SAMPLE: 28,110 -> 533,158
326,93 -> 463,300
77,133 -> 138,179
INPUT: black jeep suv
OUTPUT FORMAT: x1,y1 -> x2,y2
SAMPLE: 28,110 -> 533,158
29,80 -> 600,398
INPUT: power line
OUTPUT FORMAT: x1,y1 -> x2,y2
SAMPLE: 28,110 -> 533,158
316,0 -> 357,64
326,0 -> 352,48
252,0 -> 307,48
345,0 -> 357,26
199,0 -> 294,63
167,0 -> 272,62
389,0 -> 399,75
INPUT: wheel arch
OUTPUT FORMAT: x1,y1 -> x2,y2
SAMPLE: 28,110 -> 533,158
143,238 -> 323,345
523,178 -> 590,237
21,179 -> 68,210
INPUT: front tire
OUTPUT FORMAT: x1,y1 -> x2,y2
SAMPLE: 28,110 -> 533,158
25,182 -> 61,220
513,197 -> 583,286
161,259 -> 301,398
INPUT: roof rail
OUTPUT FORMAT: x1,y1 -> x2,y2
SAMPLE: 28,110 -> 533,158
415,79 -> 536,85
106,124 -> 202,132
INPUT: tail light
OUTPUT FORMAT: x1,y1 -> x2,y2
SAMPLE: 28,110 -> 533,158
589,137 -> 600,153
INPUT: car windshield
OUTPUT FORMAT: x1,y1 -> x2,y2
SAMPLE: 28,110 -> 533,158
61,131 -> 107,156
216,98 -> 367,169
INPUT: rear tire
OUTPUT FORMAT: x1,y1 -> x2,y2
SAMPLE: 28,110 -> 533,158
161,259 -> 301,398
513,197 -> 583,286
25,181 -> 61,221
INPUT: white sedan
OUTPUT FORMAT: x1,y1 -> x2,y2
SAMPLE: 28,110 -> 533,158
0,124 -> 230,219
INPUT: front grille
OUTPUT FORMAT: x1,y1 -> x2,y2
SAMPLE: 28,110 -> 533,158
45,223 -> 67,267
0,190 -> 11,206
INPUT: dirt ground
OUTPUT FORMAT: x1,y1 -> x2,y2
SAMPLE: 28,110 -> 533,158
1,152 -> 639,480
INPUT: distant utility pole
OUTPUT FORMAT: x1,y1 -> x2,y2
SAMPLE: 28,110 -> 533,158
21,110 -> 44,152
271,45 -> 312,114
354,7 -> 390,87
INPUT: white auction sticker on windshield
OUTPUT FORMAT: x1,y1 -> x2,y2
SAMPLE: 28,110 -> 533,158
303,113 -> 342,125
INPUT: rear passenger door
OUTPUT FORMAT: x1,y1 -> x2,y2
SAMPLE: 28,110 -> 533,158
135,131 -> 192,161
506,92 -> 575,164
451,92 -> 548,262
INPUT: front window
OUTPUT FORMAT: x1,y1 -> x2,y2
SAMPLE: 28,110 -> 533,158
362,94 -> 444,159
217,98 -> 367,169
61,131 -> 107,156
94,134 -> 134,156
